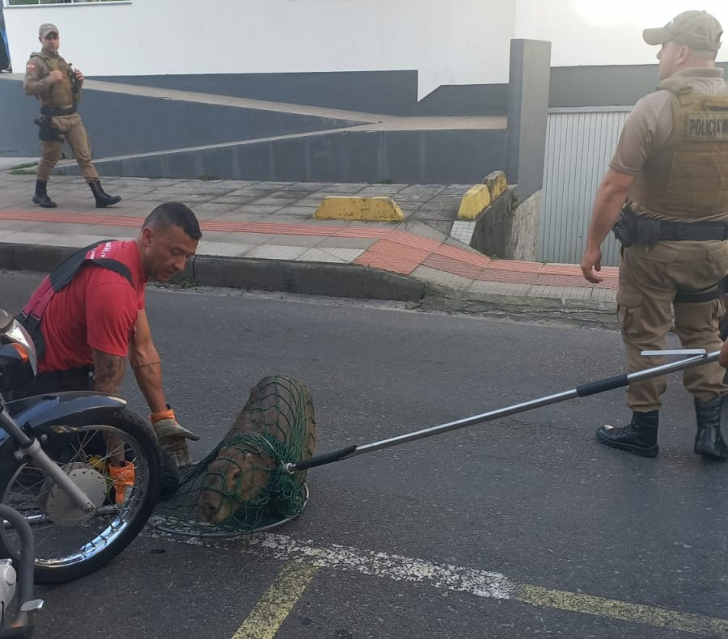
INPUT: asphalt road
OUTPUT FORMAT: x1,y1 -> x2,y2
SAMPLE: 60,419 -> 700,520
1,270 -> 727,639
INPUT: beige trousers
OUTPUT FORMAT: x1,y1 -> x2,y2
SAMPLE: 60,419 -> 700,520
618,240 -> 728,412
36,113 -> 98,183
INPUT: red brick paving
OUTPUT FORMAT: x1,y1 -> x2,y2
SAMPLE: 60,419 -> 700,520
0,209 -> 619,290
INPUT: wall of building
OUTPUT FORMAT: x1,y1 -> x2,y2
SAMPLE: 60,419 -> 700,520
4,0 -> 727,97
2,0 -> 516,100
54,127 -> 509,185
0,76 -> 368,158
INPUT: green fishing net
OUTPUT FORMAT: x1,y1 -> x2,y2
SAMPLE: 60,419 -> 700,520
151,375 -> 316,537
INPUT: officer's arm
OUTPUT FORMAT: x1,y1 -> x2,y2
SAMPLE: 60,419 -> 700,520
580,168 -> 635,283
23,58 -> 50,96
128,309 -> 168,414
585,168 -> 636,250
91,349 -> 126,396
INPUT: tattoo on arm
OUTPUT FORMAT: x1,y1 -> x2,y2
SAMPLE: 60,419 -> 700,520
92,350 -> 126,395
131,360 -> 161,371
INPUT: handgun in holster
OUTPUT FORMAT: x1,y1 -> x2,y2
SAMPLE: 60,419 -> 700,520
612,204 -> 638,248
34,113 -> 62,143
613,204 -> 663,248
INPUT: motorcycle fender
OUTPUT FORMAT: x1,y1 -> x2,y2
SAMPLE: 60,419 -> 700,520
0,392 -> 128,472
6,391 -> 127,430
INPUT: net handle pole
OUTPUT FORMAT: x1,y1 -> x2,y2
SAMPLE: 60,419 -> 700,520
285,350 -> 719,473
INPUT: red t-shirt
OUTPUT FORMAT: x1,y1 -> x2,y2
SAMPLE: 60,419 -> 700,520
39,240 -> 147,373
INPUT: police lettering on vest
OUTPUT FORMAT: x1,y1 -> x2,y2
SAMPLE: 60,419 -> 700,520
687,114 -> 728,140
629,76 -> 728,217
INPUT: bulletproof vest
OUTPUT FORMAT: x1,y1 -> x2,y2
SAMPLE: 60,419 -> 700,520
630,75 -> 728,219
16,240 -> 132,360
30,51 -> 78,108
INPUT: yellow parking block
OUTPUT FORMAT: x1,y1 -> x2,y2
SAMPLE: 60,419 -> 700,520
314,196 -> 405,222
482,170 -> 508,201
457,185 -> 491,220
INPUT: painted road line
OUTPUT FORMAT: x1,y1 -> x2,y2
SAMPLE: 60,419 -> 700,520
156,531 -> 728,636
243,533 -> 514,599
231,560 -> 319,639
517,585 -> 728,637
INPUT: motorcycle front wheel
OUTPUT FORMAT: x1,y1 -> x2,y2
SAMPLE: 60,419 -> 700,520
0,408 -> 159,584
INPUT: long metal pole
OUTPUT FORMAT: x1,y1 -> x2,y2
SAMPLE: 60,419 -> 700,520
285,350 -> 720,473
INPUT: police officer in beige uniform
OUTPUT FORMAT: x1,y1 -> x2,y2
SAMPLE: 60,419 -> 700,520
581,10 -> 728,460
23,23 -> 120,209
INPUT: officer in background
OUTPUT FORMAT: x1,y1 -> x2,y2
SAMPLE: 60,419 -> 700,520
581,10 -> 728,460
23,23 -> 120,209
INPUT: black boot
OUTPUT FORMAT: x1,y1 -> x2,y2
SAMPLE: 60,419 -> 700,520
596,410 -> 659,457
694,397 -> 728,460
32,180 -> 57,208
89,180 -> 121,208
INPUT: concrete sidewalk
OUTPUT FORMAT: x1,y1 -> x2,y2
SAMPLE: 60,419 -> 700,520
0,167 -> 619,328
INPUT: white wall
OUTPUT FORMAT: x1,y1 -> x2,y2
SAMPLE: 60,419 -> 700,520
516,0 -> 728,67
4,0 -> 727,100
3,0 -> 516,99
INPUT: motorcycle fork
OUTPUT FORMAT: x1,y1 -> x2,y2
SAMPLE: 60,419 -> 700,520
0,407 -> 96,515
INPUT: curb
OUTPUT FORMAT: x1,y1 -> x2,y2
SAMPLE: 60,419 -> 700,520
0,242 -> 618,330
419,284 -> 618,330
0,241 -> 424,302
190,255 -> 424,301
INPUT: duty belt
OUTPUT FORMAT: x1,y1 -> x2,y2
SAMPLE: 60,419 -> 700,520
40,105 -> 76,117
657,220 -> 728,241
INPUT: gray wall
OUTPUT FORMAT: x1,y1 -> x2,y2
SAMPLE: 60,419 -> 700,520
0,76 -> 364,158
507,39 -> 551,200
58,128 -> 508,184
94,62 -> 726,116
0,77 -> 36,157
550,62 -> 728,108
0,41 -> 561,188
97,71 -> 509,117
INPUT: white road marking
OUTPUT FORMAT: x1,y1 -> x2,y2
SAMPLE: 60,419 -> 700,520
154,530 -> 728,636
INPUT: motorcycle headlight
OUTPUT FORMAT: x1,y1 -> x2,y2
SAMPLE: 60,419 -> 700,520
3,321 -> 38,375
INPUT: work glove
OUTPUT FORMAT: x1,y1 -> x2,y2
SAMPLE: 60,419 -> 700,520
150,406 -> 200,468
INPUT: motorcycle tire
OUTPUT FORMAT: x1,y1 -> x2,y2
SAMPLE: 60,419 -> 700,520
0,408 -> 160,584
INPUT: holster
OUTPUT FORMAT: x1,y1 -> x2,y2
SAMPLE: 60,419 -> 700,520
34,113 -> 62,143
612,205 -> 638,248
613,204 -> 728,248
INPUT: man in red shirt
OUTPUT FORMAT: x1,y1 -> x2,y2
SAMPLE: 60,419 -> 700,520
21,201 -> 202,469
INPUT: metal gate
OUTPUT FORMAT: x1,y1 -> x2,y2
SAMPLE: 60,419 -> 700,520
539,107 -> 631,267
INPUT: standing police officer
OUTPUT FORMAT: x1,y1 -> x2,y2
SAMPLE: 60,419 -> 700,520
23,23 -> 120,209
581,11 -> 728,460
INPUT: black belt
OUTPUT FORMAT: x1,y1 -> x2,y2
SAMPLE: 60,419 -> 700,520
40,105 -> 76,117
657,220 -> 728,241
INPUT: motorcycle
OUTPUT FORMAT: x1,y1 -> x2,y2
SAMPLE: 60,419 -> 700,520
0,308 -> 160,612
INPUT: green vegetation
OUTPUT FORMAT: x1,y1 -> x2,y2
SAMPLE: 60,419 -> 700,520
9,162 -> 38,175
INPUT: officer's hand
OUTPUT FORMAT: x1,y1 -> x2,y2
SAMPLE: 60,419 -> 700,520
74,69 -> 84,82
580,246 -> 603,284
150,408 -> 200,468
47,70 -> 64,84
